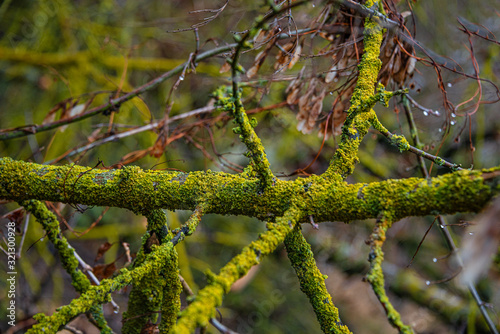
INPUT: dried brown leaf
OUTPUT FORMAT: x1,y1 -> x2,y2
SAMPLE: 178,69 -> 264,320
247,51 -> 267,79
274,42 -> 295,70
219,61 -> 231,73
325,64 -> 338,83
287,43 -> 302,69
95,241 -> 114,262
92,262 -> 117,280
254,29 -> 267,45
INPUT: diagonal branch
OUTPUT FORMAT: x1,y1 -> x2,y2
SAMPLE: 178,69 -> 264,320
324,0 -> 385,179
171,205 -> 302,333
20,199 -> 113,333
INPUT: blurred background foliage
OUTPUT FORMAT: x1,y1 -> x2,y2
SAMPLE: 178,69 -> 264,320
0,0 -> 499,333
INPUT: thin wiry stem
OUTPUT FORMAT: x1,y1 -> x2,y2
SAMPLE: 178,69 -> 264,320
402,95 -> 499,334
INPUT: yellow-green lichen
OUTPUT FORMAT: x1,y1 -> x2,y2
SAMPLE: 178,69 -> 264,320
171,206 -> 300,333
285,227 -> 352,334
365,217 -> 414,333
324,4 -> 384,179
391,134 -> 410,152
26,239 -> 177,334
123,209 -> 179,333
21,199 -> 113,333
2,159 -> 499,224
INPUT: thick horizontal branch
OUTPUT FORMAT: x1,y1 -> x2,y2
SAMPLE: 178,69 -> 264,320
1,158 -> 499,223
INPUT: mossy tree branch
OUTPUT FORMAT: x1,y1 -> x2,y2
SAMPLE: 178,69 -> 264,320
171,205 -> 301,333
365,214 -> 413,333
2,0 -> 499,332
2,161 -> 498,225
20,199 -> 113,333
285,226 -> 352,334
324,0 -> 385,179
122,209 -> 181,334
22,201 -> 205,333
223,1 -> 307,188
26,240 -> 177,333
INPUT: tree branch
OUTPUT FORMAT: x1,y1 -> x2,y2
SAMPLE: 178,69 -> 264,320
2,158 -> 499,223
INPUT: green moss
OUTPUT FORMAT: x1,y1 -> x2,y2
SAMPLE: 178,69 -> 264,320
171,206 -> 301,333
365,217 -> 414,333
212,86 -> 274,188
123,209 -> 178,333
285,227 -> 352,333
391,134 -> 410,152
435,157 -> 446,166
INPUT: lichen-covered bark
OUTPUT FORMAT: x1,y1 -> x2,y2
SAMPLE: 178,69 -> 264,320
213,86 -> 275,189
171,205 -> 301,333
366,215 -> 414,333
2,1 -> 500,332
2,158 -> 498,224
21,200 -> 113,333
27,241 -> 177,333
122,210 -> 181,334
285,227 -> 352,334
324,0 -> 384,179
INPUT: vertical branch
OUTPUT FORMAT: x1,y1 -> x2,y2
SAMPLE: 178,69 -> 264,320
158,247 -> 182,332
402,94 -> 430,175
161,204 -> 206,330
20,200 -> 113,333
123,209 -> 180,334
223,2 -> 306,188
365,215 -> 413,333
285,226 -> 352,334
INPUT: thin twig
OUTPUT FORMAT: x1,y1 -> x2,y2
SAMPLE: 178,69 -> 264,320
0,27 -> 318,142
44,105 -> 216,164
210,318 -> 240,334
377,127 -> 462,171
16,213 -> 30,258
72,249 -> 120,313
402,96 -> 499,334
